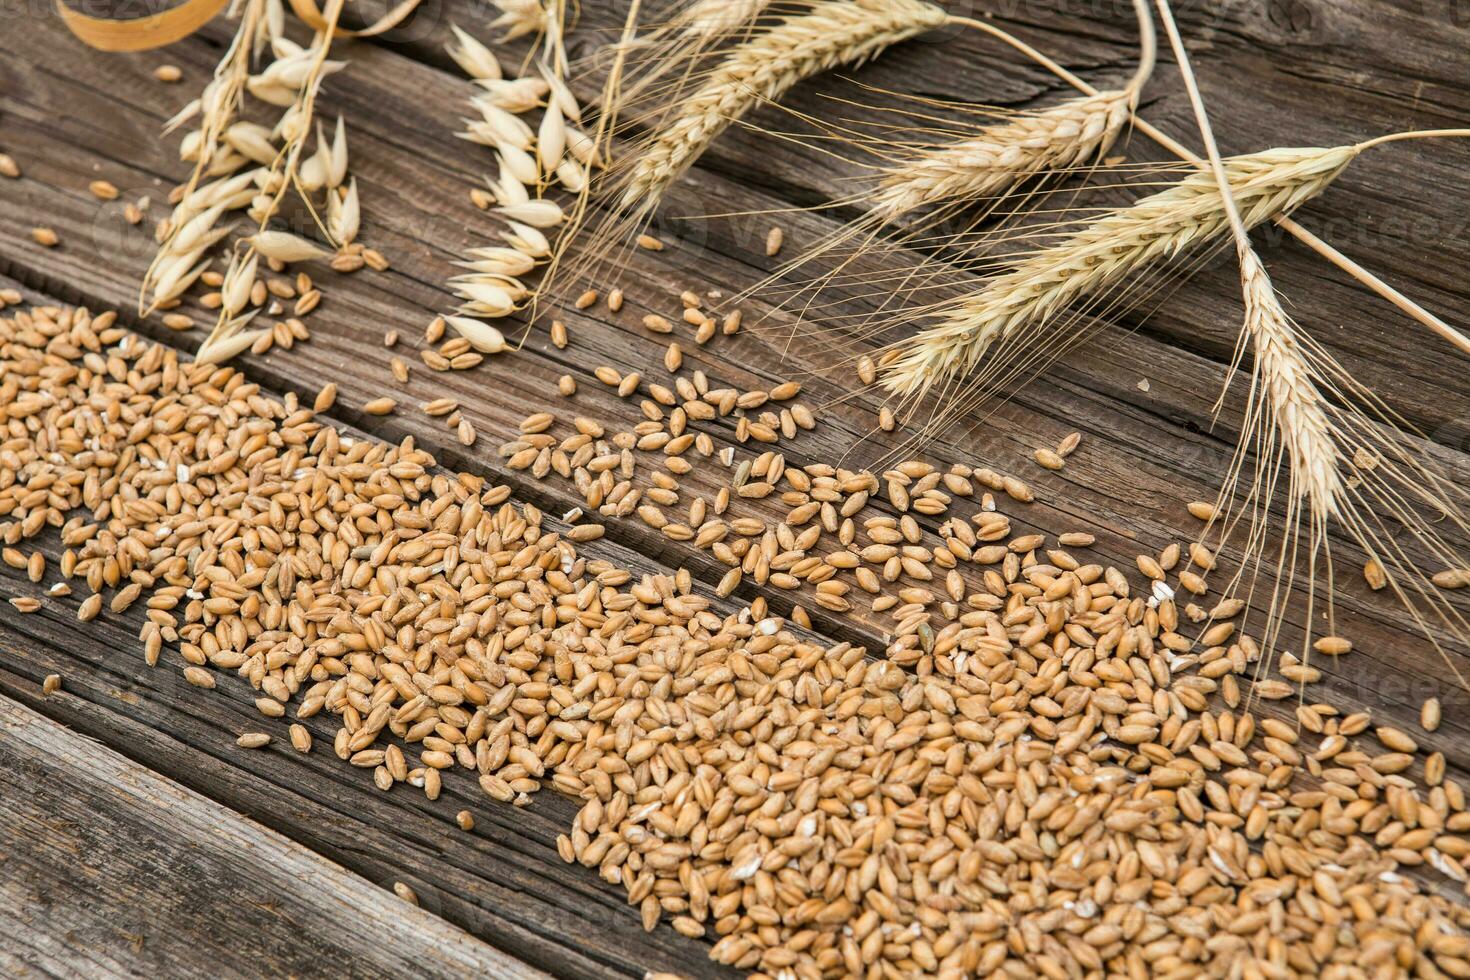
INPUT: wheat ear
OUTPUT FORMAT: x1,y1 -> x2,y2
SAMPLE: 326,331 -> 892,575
872,0 -> 1155,222
1154,0 -> 1469,674
620,0 -> 946,212
881,145 -> 1358,398
870,90 -> 1136,221
539,0 -> 944,308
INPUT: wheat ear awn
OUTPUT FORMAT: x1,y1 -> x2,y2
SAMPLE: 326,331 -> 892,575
882,145 -> 1358,398
609,0 -> 777,106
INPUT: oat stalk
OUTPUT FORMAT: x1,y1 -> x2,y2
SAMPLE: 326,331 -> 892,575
198,0 -> 349,363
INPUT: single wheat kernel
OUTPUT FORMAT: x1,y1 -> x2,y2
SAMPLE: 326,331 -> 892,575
393,882 -> 419,905
643,314 -> 673,334
1314,636 -> 1352,656
558,375 -> 576,396
153,64 -> 182,82
89,179 -> 119,201
575,289 -> 598,309
42,674 -> 61,696
551,320 -> 569,348
1057,431 -> 1082,456
0,153 -> 19,178
425,316 -> 446,344
456,810 -> 475,831
314,382 -> 337,412
236,733 -> 271,749
31,227 -> 58,247
1187,501 -> 1217,521
1377,726 -> 1418,753
766,225 -> 784,256
636,233 -> 664,251
879,407 -> 895,431
363,397 -> 396,415
1034,448 -> 1064,470
1363,558 -> 1387,590
1432,568 -> 1470,589
289,724 -> 312,753
722,310 -> 741,335
607,288 -> 624,312
1422,698 -> 1442,732
162,313 -> 193,331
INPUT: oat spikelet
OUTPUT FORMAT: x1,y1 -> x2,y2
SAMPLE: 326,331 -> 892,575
882,145 -> 1358,398
621,0 -> 946,211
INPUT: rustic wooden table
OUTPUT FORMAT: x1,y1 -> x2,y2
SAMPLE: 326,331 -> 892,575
2,1 -> 1468,976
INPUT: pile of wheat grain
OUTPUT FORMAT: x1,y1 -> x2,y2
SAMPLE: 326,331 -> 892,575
5,300 -> 1470,979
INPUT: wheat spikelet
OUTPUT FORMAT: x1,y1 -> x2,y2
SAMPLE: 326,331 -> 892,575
882,145 -> 1358,398
869,89 -> 1136,222
620,0 -> 946,211
1238,249 -> 1342,518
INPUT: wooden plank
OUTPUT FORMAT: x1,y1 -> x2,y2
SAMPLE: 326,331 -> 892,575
0,693 -> 547,980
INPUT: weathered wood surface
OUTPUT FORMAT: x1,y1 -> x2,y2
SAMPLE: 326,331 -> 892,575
2,0 -> 1469,975
0,693 -> 548,980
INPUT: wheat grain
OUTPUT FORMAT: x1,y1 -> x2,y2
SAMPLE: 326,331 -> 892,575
883,145 -> 1358,398
621,0 -> 945,211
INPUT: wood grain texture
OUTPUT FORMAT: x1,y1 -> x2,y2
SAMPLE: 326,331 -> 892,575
2,0 -> 1470,975
0,693 -> 547,980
